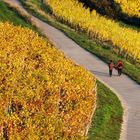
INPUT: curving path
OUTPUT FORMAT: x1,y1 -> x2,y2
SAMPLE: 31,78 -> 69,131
4,0 -> 140,140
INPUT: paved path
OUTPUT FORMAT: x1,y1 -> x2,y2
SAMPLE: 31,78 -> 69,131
4,0 -> 140,140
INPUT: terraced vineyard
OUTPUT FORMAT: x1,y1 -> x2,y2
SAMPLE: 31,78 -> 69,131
0,22 -> 96,139
46,0 -> 140,63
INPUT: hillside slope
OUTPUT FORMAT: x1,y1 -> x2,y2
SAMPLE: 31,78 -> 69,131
0,22 -> 96,139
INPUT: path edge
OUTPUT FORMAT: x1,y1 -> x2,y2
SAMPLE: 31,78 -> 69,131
96,77 -> 128,140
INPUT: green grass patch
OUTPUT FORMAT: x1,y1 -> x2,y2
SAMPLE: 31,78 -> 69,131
18,0 -> 140,84
88,81 -> 123,140
0,1 -> 32,28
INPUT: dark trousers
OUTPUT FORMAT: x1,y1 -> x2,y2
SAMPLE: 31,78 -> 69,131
118,68 -> 122,76
109,69 -> 112,77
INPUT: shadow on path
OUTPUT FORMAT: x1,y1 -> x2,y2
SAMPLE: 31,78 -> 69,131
90,70 -> 109,76
90,70 -> 119,77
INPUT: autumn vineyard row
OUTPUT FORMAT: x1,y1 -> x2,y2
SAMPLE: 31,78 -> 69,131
115,0 -> 140,18
46,0 -> 140,63
0,23 -> 96,139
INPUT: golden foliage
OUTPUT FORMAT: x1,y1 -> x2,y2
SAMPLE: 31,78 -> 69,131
0,22 -> 96,139
115,0 -> 140,18
46,0 -> 140,62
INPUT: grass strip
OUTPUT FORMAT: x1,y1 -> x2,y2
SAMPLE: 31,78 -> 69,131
88,81 -> 123,140
0,1 -> 33,28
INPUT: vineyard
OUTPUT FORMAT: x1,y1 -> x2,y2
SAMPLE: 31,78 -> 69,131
0,22 -> 96,139
46,0 -> 140,63
115,0 -> 140,18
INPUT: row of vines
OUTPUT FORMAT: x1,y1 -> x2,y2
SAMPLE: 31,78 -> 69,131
46,0 -> 140,63
0,22 -> 96,139
115,0 -> 140,18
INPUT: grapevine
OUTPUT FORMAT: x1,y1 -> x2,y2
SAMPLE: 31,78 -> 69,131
0,22 -> 96,139
115,0 -> 140,18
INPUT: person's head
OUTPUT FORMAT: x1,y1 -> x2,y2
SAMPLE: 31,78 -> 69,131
110,60 -> 112,63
